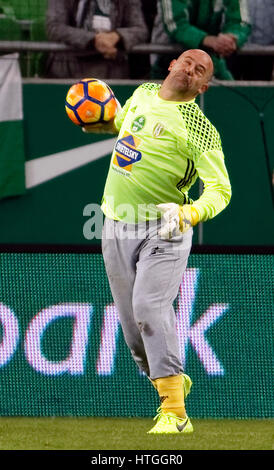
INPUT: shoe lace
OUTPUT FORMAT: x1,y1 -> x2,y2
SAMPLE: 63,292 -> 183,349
152,407 -> 177,427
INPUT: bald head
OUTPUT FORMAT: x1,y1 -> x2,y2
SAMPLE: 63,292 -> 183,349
178,49 -> 214,81
160,48 -> 214,101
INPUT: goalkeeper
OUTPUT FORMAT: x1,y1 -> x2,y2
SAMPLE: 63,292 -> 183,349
84,49 -> 231,434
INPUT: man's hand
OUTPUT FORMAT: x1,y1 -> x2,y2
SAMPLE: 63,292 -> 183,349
94,31 -> 121,59
82,99 -> 121,134
203,33 -> 237,57
82,118 -> 117,134
156,203 -> 200,239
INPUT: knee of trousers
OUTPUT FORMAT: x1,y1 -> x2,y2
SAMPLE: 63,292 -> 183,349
132,295 -> 155,335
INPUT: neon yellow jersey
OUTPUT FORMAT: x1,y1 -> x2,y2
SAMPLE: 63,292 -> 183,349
101,83 -> 231,223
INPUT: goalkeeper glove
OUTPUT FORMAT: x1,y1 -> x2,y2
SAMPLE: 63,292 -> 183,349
156,203 -> 200,240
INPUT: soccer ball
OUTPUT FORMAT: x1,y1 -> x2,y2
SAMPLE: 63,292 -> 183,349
65,78 -> 118,126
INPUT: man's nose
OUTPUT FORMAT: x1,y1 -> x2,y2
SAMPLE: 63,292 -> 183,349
185,65 -> 194,75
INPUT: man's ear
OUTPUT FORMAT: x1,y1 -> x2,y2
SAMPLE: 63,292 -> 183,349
198,83 -> 209,95
168,59 -> 177,71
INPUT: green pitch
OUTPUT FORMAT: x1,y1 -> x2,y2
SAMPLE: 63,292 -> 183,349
0,417 -> 272,450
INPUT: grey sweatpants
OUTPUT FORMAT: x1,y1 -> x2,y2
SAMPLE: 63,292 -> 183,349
101,217 -> 193,380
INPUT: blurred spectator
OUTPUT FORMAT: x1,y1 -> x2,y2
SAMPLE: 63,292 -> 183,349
129,0 -> 158,78
232,0 -> 274,80
248,0 -> 274,46
151,0 -> 251,80
45,0 -> 148,79
141,0 -> 158,35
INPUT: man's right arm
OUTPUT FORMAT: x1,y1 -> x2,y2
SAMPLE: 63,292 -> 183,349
82,119 -> 119,135
82,95 -> 133,135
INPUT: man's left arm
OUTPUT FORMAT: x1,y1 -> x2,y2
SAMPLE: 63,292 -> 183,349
222,0 -> 251,48
157,148 -> 231,239
157,121 -> 232,239
191,148 -> 232,222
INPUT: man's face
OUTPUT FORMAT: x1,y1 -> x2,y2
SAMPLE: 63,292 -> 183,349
168,50 -> 213,96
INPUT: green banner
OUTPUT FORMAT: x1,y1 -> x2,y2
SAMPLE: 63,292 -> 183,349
0,252 -> 272,418
0,120 -> 25,199
0,54 -> 25,200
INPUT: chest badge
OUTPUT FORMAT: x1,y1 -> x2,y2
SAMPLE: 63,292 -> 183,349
131,115 -> 146,132
153,122 -> 165,138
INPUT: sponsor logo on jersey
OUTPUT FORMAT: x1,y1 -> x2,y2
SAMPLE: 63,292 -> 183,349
153,122 -> 165,138
112,132 -> 142,173
131,115 -> 146,132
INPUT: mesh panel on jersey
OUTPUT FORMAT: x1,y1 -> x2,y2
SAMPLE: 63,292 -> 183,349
177,103 -> 222,158
140,83 -> 161,93
139,84 -> 222,158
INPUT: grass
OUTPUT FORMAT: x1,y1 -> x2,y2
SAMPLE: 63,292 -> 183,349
0,417 -> 272,450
